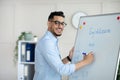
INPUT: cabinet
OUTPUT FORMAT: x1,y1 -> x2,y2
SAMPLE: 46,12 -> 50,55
18,40 -> 36,80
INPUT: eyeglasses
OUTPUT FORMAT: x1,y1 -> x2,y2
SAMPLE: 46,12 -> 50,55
51,21 -> 67,27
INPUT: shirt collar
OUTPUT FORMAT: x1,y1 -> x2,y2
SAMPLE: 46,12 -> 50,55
46,31 -> 58,43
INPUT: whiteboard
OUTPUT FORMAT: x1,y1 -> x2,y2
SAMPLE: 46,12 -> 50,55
69,13 -> 120,80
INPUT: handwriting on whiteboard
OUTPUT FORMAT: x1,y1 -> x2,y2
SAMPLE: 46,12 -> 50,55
89,27 -> 111,37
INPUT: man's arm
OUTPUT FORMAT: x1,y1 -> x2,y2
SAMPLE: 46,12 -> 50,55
62,51 -> 94,71
62,47 -> 74,64
62,46 -> 94,71
75,52 -> 94,71
62,56 -> 71,64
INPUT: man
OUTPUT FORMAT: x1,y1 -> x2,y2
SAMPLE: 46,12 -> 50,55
33,11 -> 94,80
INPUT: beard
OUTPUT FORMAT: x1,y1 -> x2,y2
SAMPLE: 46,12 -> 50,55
52,31 -> 62,37
48,26 -> 63,37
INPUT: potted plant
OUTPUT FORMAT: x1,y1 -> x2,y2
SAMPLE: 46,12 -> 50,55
13,32 -> 26,64
13,31 -> 37,64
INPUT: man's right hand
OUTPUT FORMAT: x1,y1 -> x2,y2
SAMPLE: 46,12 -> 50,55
83,51 -> 94,65
75,51 -> 94,71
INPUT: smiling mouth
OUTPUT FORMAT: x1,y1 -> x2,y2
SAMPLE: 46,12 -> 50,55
57,28 -> 62,33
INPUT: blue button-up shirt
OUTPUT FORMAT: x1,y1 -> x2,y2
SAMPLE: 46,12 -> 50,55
33,31 -> 75,80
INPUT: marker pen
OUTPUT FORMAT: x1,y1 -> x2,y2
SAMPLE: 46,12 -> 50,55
82,52 -> 86,55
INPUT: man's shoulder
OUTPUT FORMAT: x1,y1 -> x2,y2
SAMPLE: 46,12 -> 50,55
39,35 -> 54,45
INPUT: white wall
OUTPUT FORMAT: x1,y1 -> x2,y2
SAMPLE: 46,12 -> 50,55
0,0 -> 120,80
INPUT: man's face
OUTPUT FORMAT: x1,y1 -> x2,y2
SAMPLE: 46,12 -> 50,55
48,16 -> 66,37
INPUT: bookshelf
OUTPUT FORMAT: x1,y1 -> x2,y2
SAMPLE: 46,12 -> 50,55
18,40 -> 36,80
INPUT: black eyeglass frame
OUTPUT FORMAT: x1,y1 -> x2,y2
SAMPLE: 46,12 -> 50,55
51,20 -> 67,27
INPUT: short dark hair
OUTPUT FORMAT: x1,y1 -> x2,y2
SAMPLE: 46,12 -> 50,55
48,11 -> 65,21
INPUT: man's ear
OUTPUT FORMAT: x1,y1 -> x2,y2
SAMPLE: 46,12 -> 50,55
47,21 -> 51,30
47,21 -> 50,27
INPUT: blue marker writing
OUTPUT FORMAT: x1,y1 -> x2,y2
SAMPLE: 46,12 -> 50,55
82,52 -> 86,55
